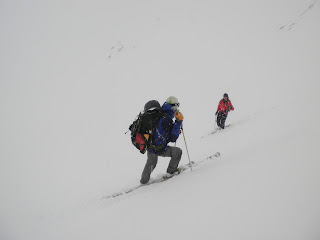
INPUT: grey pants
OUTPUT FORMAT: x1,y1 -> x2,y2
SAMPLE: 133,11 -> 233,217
140,146 -> 182,184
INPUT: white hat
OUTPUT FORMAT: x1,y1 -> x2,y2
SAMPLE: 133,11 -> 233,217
166,96 -> 180,111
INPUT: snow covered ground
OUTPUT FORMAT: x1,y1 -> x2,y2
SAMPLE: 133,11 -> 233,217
1,0 -> 320,239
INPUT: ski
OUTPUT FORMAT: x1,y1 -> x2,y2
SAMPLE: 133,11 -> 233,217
103,161 -> 195,199
103,152 -> 220,199
202,124 -> 231,138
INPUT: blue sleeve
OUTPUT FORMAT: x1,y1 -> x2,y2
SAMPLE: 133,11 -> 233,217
168,121 -> 182,143
161,117 -> 181,143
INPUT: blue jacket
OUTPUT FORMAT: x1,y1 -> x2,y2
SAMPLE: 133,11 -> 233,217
147,102 -> 182,154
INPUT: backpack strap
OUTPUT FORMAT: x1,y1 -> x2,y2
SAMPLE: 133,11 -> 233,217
147,116 -> 171,153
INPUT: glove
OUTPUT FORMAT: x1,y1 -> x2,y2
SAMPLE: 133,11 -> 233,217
174,111 -> 184,121
215,111 -> 218,116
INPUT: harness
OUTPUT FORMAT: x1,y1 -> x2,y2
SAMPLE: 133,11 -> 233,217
220,99 -> 231,113
148,116 -> 172,153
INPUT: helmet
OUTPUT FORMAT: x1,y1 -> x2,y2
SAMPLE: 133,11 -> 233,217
166,96 -> 180,111
144,100 -> 161,112
223,93 -> 229,98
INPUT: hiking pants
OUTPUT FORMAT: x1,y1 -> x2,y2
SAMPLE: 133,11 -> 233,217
217,112 -> 228,129
140,146 -> 182,184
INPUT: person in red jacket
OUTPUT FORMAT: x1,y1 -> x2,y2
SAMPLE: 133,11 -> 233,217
215,93 -> 234,129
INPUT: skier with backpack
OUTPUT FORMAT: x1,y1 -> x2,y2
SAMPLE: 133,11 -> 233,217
215,93 -> 234,129
129,97 -> 184,184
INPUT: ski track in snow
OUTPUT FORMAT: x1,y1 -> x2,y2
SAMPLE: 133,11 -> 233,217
107,42 -> 125,59
280,0 -> 317,31
2,0 -> 320,239
201,110 -> 260,139
102,152 -> 221,200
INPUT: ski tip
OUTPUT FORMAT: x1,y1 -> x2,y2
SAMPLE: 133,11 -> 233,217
206,152 -> 220,159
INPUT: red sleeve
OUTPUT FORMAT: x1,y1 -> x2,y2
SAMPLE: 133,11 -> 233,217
229,101 -> 234,111
217,100 -> 222,112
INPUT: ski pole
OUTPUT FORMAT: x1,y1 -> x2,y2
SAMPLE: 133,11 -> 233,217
181,125 -> 192,171
215,114 -> 218,128
215,112 -> 219,128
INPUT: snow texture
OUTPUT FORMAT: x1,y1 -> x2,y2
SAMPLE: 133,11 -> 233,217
1,0 -> 320,240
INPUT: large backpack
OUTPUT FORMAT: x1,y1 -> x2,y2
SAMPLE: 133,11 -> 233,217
129,109 -> 163,154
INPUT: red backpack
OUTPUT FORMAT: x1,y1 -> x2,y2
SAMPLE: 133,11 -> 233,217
129,110 -> 163,154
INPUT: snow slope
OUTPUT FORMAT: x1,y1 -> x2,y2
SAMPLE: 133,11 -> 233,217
1,0 -> 320,239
